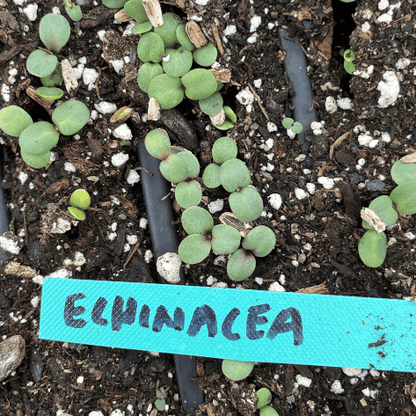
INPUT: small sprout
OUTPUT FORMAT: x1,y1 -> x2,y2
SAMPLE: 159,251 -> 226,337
176,151 -> 200,178
39,13 -> 71,54
144,128 -> 171,160
229,186 -> 263,223
102,0 -> 129,8
390,180 -> 416,215
223,106 -> 237,123
181,68 -> 218,100
202,163 -> 221,189
343,49 -> 356,74
242,226 -> 276,257
154,13 -> 181,47
227,248 -> 256,281
68,189 -> 91,221
256,388 -> 272,409
162,47 -> 193,78
176,24 -> 195,51
282,117 -> 303,134
213,106 -> 237,130
64,0 -> 82,21
219,158 -> 250,193
259,406 -> 279,416
361,195 -> 397,230
37,87 -> 64,101
26,50 -> 59,78
137,62 -> 164,93
159,153 -> 188,183
175,180 -> 202,209
211,224 -> 241,255
212,136 -> 237,165
155,390 -> 166,411
124,0 -> 149,23
52,100 -> 90,136
148,74 -> 184,109
181,206 -> 214,235
358,230 -> 387,268
192,43 -> 218,67
391,160 -> 416,185
199,92 -> 224,116
221,360 -> 254,381
137,32 -> 165,63
0,105 -> 33,137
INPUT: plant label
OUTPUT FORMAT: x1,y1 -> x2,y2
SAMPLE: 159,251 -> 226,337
40,278 -> 416,371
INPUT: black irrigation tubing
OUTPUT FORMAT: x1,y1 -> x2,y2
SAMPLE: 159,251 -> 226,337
137,141 -> 204,414
279,26 -> 318,166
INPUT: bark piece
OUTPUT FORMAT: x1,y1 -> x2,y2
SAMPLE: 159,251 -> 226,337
186,21 -> 208,48
0,335 -> 26,382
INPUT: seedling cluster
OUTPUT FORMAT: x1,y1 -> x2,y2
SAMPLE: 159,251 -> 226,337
103,0 -> 236,130
358,155 -> 416,267
282,117 -> 303,135
68,189 -> 91,221
145,128 -> 276,281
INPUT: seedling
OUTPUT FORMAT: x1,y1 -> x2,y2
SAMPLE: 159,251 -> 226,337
229,186 -> 263,223
64,0 -> 82,21
221,359 -> 254,381
212,106 -> 237,131
358,230 -> 387,268
68,189 -> 91,221
391,159 -> 416,185
362,196 -> 398,230
155,390 -> 165,411
343,49 -> 356,74
256,388 -> 272,409
390,180 -> 416,215
259,406 -> 279,416
282,117 -> 303,134
0,100 -> 90,168
193,43 -> 218,67
124,0 -> 149,34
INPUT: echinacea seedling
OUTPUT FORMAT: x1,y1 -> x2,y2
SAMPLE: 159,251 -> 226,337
391,159 -> 416,185
362,195 -> 398,230
227,248 -> 256,281
137,32 -> 165,63
192,43 -> 218,67
144,128 -> 171,160
343,49 -> 356,74
159,153 -> 188,183
256,388 -> 272,409
181,68 -> 218,100
176,24 -> 195,51
199,92 -> 223,116
162,47 -> 193,77
102,0 -> 128,8
138,63 -> 164,93
219,158 -> 250,192
229,186 -> 263,223
64,0 -> 82,21
0,105 -> 33,137
260,406 -> 279,416
124,0 -> 149,25
155,390 -> 165,411
68,189 -> 91,221
242,226 -> 276,257
221,359 -> 254,381
175,180 -> 202,209
282,117 -> 303,134
148,74 -> 184,109
390,180 -> 416,215
358,230 -> 387,268
39,13 -> 71,54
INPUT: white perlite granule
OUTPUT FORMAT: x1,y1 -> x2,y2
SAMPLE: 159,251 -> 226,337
267,193 -> 282,210
377,71 -> 399,108
111,153 -> 129,167
156,252 -> 181,284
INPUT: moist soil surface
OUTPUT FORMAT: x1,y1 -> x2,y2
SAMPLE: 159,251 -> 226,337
1,0 -> 416,415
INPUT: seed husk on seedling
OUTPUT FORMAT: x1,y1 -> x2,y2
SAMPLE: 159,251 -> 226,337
343,49 -> 356,74
213,106 -> 237,130
256,388 -> 272,409
229,186 -> 263,223
221,360 -> 254,381
65,0 -> 82,21
358,230 -> 387,268
219,158 -> 250,192
144,128 -> 171,160
199,92 -> 223,116
361,195 -> 397,230
227,248 -> 256,281
212,136 -> 237,164
39,13 -> 71,54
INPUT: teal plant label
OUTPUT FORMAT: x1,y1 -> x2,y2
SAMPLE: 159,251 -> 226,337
40,278 -> 416,371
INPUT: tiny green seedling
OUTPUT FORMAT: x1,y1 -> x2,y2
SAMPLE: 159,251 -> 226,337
64,0 -> 82,21
259,406 -> 279,416
282,117 -> 303,134
256,388 -> 272,409
221,359 -> 254,381
68,189 -> 91,221
155,390 -> 165,411
343,49 -> 356,74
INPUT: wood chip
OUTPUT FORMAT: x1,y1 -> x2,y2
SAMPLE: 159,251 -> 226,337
4,261 -> 37,277
400,152 -> 416,164
360,208 -> 386,233
61,59 -> 78,94
148,97 -> 160,121
142,0 -> 163,27
209,108 -> 225,125
25,86 -> 54,109
296,282 -> 329,294
211,23 -> 224,55
186,21 -> 208,48
329,130 -> 351,159
209,68 -> 231,83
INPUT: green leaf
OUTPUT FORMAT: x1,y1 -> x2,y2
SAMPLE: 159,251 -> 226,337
102,0 -> 128,8
21,150 -> 51,169
52,100 -> 90,135
229,186 -> 263,222
175,180 -> 202,209
178,234 -> 211,264
176,24 -> 195,51
144,128 -> 171,160
68,206 -> 86,221
344,49 -> 355,62
223,106 -> 237,123
362,195 -> 398,229
199,92 -> 223,116
154,13 -> 181,48
137,32 -> 165,63
390,180 -> 416,215
19,121 -> 59,155
259,406 -> 279,416
181,206 -> 214,235
65,4 -> 82,21
39,13 -> 71,54
181,68 -> 217,100
162,47 -> 193,78
159,153 -> 188,183
148,74 -> 184,109
137,62 -> 164,93
192,43 -> 218,67
26,49 -> 58,78
291,122 -> 303,134
41,67 -> 62,87
213,119 -> 235,131
344,60 -> 356,74
202,163 -> 221,189
256,388 -> 272,409
70,189 -> 91,210
124,0 -> 148,22
219,158 -> 250,192
391,160 -> 416,185
282,117 -> 294,129
211,224 -> 241,255
242,226 -> 275,257
0,105 -> 33,137
222,359 -> 254,381
176,151 -> 200,178
212,136 -> 237,165
132,21 -> 153,34
227,248 -> 256,281
358,230 -> 387,268
37,87 -> 64,100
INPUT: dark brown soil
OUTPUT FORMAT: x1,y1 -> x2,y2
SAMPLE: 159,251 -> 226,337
1,0 -> 416,415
